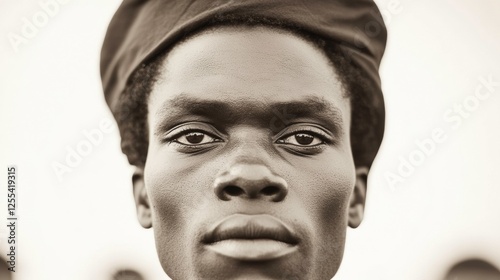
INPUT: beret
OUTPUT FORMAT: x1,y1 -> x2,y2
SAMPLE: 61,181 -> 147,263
100,0 -> 387,167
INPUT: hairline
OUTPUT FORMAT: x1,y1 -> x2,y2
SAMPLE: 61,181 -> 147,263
154,24 -> 351,100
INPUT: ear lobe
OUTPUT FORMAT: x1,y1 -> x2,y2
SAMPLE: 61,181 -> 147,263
132,167 -> 152,229
348,166 -> 368,228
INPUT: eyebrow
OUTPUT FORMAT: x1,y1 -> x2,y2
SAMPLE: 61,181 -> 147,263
153,93 -> 345,136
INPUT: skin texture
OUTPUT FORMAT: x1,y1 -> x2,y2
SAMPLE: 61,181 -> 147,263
132,26 -> 368,280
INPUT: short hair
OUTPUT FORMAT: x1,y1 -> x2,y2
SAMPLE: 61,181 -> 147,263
114,16 -> 378,168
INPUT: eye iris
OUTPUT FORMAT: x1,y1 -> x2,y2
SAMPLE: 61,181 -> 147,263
295,133 -> 314,145
185,132 -> 205,144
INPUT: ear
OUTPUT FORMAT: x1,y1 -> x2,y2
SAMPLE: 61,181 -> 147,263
132,167 -> 152,228
348,166 -> 368,228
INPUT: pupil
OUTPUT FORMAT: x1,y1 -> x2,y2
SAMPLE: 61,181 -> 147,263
295,133 -> 314,145
185,132 -> 204,144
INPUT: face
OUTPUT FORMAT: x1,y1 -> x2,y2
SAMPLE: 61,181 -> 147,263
133,26 -> 368,280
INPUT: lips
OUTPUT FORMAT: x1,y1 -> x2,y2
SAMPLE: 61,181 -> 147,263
203,214 -> 299,261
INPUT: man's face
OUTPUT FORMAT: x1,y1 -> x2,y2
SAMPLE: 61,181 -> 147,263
133,27 -> 367,280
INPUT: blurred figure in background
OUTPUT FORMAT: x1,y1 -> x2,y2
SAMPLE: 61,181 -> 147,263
0,256 -> 13,280
112,269 -> 145,280
444,259 -> 500,280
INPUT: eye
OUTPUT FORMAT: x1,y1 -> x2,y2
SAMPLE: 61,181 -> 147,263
174,130 -> 221,146
277,132 -> 325,146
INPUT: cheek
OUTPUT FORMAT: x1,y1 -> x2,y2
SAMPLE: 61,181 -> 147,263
144,152 -> 216,228
317,165 -> 353,225
143,146 -> 229,230
287,153 -> 355,237
143,152 -> 219,276
288,154 -> 355,272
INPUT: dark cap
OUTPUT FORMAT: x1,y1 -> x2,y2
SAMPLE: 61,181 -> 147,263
100,0 -> 387,167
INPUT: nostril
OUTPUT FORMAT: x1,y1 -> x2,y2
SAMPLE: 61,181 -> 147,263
261,186 -> 280,196
224,185 -> 244,196
213,166 -> 289,202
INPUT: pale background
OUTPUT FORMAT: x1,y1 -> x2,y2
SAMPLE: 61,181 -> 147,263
0,0 -> 499,279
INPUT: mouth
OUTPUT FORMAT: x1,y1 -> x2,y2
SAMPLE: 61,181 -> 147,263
202,214 -> 299,261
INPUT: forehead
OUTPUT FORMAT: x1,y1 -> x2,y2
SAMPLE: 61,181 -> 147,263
148,26 -> 350,123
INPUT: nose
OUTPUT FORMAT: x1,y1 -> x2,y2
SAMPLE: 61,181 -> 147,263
213,164 -> 288,202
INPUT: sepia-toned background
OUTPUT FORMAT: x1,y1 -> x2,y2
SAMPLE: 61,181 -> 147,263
1,0 -> 499,279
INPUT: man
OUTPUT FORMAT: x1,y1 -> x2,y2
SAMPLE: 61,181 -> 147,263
100,1 -> 387,279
